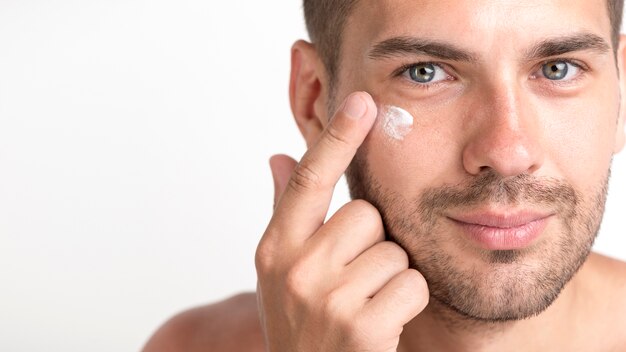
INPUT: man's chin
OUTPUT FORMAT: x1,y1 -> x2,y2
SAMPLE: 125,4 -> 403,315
429,289 -> 558,324
418,242 -> 593,324
412,245 -> 567,322
428,271 -> 565,323
486,249 -> 524,264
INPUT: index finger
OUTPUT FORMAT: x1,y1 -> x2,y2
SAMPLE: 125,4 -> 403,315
272,91 -> 378,242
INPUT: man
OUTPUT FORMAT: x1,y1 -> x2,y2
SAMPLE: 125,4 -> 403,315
143,0 -> 626,350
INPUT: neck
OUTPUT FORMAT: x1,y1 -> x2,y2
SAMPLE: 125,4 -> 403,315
398,262 -> 587,352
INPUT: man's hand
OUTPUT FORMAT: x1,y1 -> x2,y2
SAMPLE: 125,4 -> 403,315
255,92 -> 429,352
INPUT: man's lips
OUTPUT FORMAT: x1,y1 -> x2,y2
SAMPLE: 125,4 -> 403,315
448,210 -> 554,250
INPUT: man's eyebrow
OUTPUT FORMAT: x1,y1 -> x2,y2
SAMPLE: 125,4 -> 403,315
524,33 -> 611,60
368,33 -> 611,63
368,36 -> 478,62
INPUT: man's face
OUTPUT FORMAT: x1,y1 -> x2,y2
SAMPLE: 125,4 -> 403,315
332,0 -> 624,321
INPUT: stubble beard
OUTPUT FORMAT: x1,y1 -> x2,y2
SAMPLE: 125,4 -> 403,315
345,150 -> 609,324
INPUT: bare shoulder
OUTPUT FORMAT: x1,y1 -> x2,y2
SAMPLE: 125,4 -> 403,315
582,253 -> 626,349
141,292 -> 264,352
585,252 -> 626,289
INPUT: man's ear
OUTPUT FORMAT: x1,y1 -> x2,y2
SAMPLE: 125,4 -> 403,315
615,34 -> 626,153
289,40 -> 329,148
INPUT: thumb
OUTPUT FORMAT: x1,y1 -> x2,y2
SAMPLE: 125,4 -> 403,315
269,154 -> 298,209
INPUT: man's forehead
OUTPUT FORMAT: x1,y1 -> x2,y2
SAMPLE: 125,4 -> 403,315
346,0 -> 613,55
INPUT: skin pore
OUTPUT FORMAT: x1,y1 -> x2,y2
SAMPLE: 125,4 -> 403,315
299,0 -> 625,349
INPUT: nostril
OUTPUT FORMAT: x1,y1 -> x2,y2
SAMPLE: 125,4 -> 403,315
479,166 -> 490,173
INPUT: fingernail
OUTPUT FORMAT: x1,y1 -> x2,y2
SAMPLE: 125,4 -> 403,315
342,93 -> 368,120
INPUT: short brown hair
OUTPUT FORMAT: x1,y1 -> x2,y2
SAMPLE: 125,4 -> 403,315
303,0 -> 359,85
304,0 -> 624,84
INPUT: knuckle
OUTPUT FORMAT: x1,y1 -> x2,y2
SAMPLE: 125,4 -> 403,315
254,241 -> 271,272
324,122 -> 352,149
343,199 -> 382,222
254,233 -> 280,274
289,160 -> 323,193
404,270 -> 430,307
339,200 -> 385,242
254,245 -> 273,274
321,288 -> 346,320
284,261 -> 311,298
373,241 -> 409,267
392,270 -> 430,311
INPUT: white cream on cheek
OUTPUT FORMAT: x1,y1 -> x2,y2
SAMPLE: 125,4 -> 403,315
378,105 -> 414,141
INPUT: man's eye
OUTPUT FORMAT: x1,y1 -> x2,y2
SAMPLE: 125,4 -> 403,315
540,60 -> 580,81
404,63 -> 448,84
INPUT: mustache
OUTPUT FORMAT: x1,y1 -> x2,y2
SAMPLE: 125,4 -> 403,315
418,171 -> 580,216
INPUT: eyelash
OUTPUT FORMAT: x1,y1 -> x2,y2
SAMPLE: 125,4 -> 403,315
393,62 -> 450,89
393,58 -> 590,89
532,58 -> 589,86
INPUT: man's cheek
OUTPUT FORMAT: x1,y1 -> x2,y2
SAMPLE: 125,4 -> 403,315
536,94 -> 616,183
363,104 -> 466,192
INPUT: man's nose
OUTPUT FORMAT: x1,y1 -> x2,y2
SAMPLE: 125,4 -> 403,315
462,82 -> 545,177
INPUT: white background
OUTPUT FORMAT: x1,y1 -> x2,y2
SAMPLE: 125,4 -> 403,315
0,1 -> 624,351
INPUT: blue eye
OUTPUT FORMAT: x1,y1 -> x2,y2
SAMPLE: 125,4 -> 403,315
404,63 -> 449,84
409,64 -> 436,82
540,60 -> 580,81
